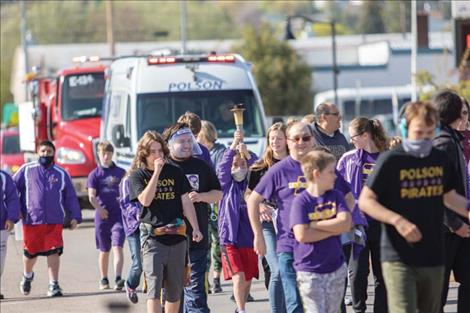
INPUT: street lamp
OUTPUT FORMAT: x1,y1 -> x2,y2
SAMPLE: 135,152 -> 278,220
284,15 -> 339,107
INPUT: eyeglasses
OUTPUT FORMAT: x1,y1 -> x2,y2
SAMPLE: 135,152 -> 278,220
324,112 -> 340,116
350,132 -> 364,140
288,135 -> 312,143
462,111 -> 468,116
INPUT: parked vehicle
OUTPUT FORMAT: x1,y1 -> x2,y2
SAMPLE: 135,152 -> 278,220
19,60 -> 106,208
102,53 -> 267,169
0,127 -> 25,174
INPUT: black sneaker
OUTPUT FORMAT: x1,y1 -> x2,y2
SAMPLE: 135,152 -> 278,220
246,293 -> 254,302
20,273 -> 34,295
0,293 -> 4,300
115,277 -> 125,291
47,282 -> 63,297
99,277 -> 110,290
125,283 -> 138,304
212,278 -> 223,293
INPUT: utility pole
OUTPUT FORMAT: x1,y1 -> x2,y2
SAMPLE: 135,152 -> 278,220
411,0 -> 418,102
180,0 -> 188,54
20,1 -> 30,101
331,21 -> 339,107
106,0 -> 115,57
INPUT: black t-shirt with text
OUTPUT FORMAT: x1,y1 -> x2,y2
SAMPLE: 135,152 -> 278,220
366,146 -> 457,266
128,164 -> 191,245
169,156 -> 221,250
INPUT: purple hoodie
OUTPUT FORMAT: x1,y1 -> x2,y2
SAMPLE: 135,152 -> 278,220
218,149 -> 257,247
196,143 -> 214,168
0,170 -> 20,230
13,162 -> 82,225
119,176 -> 141,237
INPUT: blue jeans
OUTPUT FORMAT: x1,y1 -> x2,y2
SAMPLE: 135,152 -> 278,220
263,222 -> 286,313
184,248 -> 210,313
126,229 -> 142,289
277,252 -> 304,313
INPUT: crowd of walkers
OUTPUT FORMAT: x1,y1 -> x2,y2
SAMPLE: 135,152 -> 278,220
0,90 -> 469,313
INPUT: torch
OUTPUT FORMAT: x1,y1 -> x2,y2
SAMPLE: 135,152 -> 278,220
231,103 -> 247,158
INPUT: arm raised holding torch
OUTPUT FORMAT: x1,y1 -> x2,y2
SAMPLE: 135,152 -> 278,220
230,104 -> 250,159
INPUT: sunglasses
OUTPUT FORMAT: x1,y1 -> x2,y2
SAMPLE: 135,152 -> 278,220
288,135 -> 312,143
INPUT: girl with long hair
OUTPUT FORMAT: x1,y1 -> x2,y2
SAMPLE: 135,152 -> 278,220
245,122 -> 289,313
337,117 -> 389,313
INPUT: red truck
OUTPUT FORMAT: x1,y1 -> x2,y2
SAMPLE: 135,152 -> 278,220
20,62 -> 106,208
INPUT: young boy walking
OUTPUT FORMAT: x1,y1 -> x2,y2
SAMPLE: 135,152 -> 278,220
290,150 -> 352,313
359,101 -> 470,313
87,141 -> 126,290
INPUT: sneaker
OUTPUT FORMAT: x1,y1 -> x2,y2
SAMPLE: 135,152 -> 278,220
99,277 -> 110,290
0,294 -> 4,300
230,293 -> 254,302
344,296 -> 353,306
212,278 -> 223,293
20,273 -> 34,295
47,283 -> 63,297
115,277 -> 125,291
125,283 -> 138,304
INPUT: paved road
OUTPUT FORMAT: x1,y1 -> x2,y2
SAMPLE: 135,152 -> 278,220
0,216 -> 459,313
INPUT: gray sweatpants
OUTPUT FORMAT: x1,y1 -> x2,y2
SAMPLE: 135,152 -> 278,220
296,264 -> 347,313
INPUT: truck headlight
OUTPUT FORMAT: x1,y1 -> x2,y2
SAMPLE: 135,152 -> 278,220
56,148 -> 86,164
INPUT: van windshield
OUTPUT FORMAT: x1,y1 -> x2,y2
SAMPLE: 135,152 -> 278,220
136,90 -> 265,138
61,73 -> 105,121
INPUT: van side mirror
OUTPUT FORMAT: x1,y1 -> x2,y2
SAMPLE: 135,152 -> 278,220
111,124 -> 130,148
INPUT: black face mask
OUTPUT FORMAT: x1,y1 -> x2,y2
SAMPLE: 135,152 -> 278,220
39,156 -> 54,167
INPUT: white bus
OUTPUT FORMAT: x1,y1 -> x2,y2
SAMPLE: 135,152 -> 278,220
101,53 -> 267,169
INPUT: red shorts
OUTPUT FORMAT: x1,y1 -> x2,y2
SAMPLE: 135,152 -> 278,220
23,224 -> 64,259
221,244 -> 259,281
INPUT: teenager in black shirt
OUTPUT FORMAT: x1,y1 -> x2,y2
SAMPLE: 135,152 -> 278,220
359,101 -> 470,313
128,131 -> 202,313
163,123 -> 222,313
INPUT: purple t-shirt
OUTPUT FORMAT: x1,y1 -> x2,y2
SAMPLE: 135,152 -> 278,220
87,163 -> 126,220
254,156 -> 306,253
361,151 -> 380,186
290,189 -> 348,273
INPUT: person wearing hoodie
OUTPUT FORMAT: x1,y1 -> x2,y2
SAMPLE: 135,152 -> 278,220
218,130 -> 258,313
432,91 -> 470,313
337,117 -> 389,313
0,169 -> 21,299
13,140 -> 82,298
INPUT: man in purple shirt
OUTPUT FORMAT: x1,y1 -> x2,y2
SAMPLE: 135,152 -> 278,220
0,170 -> 20,299
248,121 -> 354,313
87,141 -> 126,291
13,140 -> 82,297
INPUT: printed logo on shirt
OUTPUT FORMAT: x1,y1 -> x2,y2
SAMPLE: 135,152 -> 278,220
48,175 -> 59,188
399,166 -> 444,199
155,178 -> 176,200
102,175 -> 120,193
288,176 -> 307,196
362,162 -> 375,184
186,174 -> 199,191
308,201 -> 337,221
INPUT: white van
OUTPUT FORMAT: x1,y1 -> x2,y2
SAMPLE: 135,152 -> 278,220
101,53 -> 267,169
313,85 -> 413,135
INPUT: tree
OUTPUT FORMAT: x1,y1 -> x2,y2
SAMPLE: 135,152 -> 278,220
234,24 -> 313,116
382,0 -> 411,34
357,1 -> 385,34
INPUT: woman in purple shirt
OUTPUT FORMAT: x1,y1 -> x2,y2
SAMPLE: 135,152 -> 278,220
246,122 -> 288,313
337,117 -> 389,313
